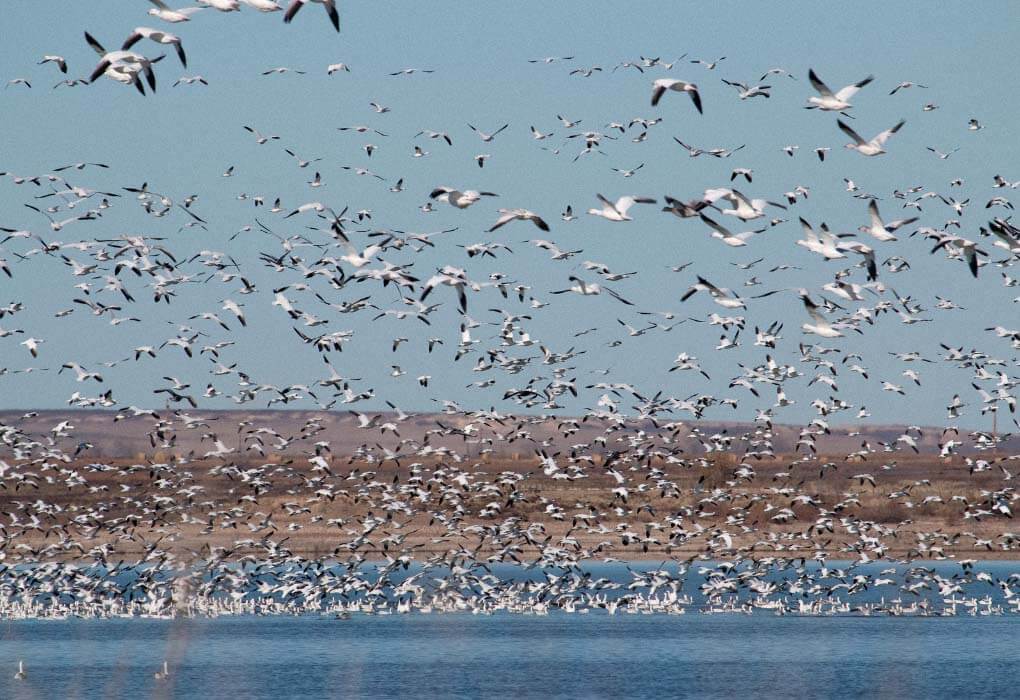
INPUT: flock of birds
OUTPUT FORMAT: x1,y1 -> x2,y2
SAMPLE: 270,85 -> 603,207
2,5 -> 1020,658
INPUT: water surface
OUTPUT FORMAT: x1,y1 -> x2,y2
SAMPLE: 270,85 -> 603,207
2,610 -> 1018,699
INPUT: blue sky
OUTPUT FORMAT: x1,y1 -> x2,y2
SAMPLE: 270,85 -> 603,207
0,2 -> 1018,429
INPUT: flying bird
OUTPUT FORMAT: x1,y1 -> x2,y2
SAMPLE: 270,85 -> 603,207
838,119 -> 905,156
806,69 -> 873,111
283,0 -> 340,32
650,79 -> 702,113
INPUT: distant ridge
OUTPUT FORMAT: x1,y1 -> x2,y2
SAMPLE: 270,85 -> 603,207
2,409 -> 1014,459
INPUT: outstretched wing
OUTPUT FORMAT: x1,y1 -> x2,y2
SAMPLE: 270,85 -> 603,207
650,84 -> 666,106
283,0 -> 305,24
687,87 -> 703,114
838,119 -> 865,145
873,119 -> 905,146
487,211 -> 514,232
834,75 -> 873,101
807,68 -> 832,96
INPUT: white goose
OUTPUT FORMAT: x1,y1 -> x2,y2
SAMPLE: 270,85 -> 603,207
147,0 -> 203,23
420,266 -> 477,312
839,240 -> 879,280
122,27 -> 187,67
551,276 -> 634,305
87,48 -> 163,93
650,79 -> 703,113
860,200 -> 917,242
283,0 -> 340,32
487,209 -> 549,233
241,0 -> 282,9
681,276 -> 746,309
800,293 -> 844,338
703,188 -> 784,221
429,187 -> 498,209
839,119 -> 905,156
84,32 -> 162,94
699,214 -> 766,247
805,69 -> 873,111
587,194 -> 657,221
38,55 -> 67,73
796,218 -> 847,259
467,123 -> 509,142
198,0 -> 240,10
721,79 -> 771,100
930,234 -> 986,278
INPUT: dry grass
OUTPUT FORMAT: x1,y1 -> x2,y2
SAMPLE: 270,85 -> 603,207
0,449 -> 1016,563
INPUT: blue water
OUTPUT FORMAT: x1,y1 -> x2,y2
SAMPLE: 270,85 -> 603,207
2,613 -> 1018,699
